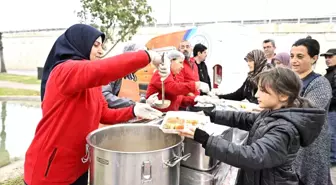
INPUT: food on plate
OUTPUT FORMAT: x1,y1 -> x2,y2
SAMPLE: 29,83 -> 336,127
175,124 -> 185,130
162,119 -> 198,130
166,117 -> 184,124
186,119 -> 198,126
162,117 -> 185,130
162,122 -> 185,130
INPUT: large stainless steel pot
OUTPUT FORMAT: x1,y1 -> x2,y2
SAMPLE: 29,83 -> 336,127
181,138 -> 219,171
86,124 -> 190,185
181,126 -> 233,171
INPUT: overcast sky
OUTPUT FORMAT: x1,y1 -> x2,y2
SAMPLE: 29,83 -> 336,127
1,0 -> 336,31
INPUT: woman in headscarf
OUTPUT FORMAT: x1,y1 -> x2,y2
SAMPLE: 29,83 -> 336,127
214,49 -> 272,104
146,50 -> 210,112
24,24 -> 167,185
273,52 -> 291,68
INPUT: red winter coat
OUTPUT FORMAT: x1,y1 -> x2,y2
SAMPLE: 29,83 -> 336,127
175,58 -> 200,96
146,71 -> 196,112
24,51 -> 150,185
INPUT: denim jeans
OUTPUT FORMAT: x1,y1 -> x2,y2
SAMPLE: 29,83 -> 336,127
328,111 -> 336,164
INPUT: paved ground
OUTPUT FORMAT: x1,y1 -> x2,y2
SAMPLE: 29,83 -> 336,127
0,81 -> 39,91
0,160 -> 24,182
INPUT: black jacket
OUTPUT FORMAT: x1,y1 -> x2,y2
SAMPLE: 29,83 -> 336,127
218,64 -> 273,104
324,65 -> 336,111
196,61 -> 211,95
204,108 -> 325,185
218,78 -> 258,104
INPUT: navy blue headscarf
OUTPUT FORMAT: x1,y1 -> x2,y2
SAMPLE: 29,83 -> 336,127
40,24 -> 105,101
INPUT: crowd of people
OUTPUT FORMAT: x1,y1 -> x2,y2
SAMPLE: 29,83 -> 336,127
22,23 -> 336,185
179,37 -> 335,185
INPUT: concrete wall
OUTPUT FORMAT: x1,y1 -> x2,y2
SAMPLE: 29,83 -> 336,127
2,23 -> 336,75
1,26 -> 186,70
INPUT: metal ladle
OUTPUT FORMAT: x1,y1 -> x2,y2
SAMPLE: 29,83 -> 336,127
153,53 -> 171,109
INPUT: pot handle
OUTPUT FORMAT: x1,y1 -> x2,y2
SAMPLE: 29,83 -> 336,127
164,153 -> 191,167
141,161 -> 152,183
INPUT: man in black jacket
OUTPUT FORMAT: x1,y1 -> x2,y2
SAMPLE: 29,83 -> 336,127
321,48 -> 336,165
193,43 -> 211,95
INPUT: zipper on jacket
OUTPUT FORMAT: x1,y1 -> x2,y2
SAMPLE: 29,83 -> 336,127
81,144 -> 90,163
44,148 -> 57,177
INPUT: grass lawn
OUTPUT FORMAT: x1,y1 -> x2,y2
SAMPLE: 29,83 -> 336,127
0,88 -> 40,96
0,176 -> 25,185
0,73 -> 40,84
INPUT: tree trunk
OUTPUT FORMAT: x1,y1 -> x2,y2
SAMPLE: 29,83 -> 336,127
0,33 -> 7,73
0,101 -> 9,168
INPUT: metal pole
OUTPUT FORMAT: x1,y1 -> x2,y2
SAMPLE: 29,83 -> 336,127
169,0 -> 172,25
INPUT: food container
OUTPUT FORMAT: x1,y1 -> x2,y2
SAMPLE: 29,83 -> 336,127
159,111 -> 210,134
188,103 -> 215,113
222,100 -> 259,111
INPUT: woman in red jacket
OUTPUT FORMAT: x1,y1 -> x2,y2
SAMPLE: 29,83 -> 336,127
146,50 -> 210,112
24,24 -> 167,185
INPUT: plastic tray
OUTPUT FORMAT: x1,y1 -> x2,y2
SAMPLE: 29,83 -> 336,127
160,111 -> 211,134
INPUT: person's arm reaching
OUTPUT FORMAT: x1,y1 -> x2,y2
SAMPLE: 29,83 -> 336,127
102,82 -> 134,108
100,91 -> 163,124
218,80 -> 247,101
202,124 -> 293,170
210,110 -> 259,131
53,51 -> 151,96
100,94 -> 135,125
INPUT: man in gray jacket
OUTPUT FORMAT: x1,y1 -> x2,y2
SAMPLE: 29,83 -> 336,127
102,43 -> 146,108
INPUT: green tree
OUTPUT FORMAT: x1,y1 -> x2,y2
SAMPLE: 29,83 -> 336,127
78,0 -> 155,57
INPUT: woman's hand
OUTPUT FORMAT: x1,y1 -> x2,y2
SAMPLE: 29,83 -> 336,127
210,88 -> 224,96
194,95 -> 210,103
146,93 -> 159,106
195,81 -> 210,93
178,126 -> 197,139
133,103 -> 163,119
159,54 -> 171,81
146,51 -> 170,81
